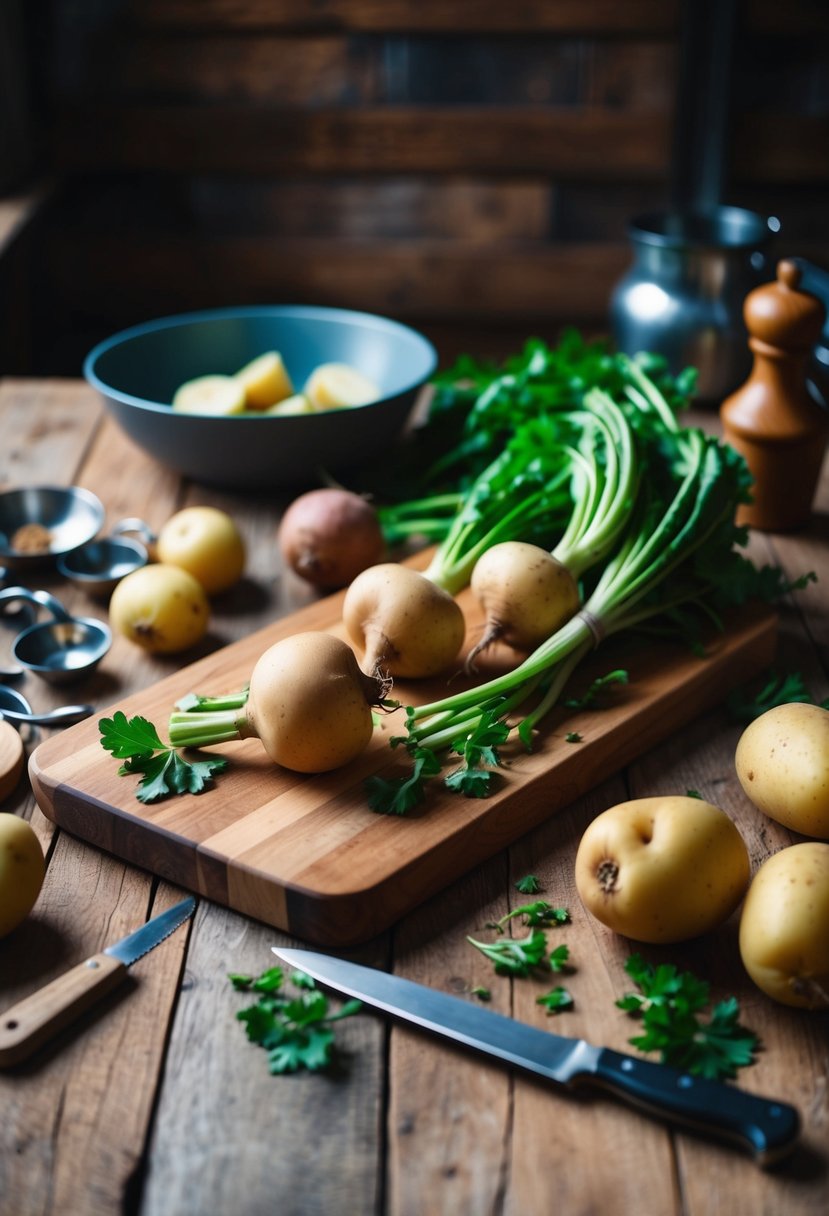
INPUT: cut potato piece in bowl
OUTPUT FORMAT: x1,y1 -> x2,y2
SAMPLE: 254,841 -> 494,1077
235,351 -> 294,409
172,374 -> 247,415
265,393 -> 315,416
305,362 -> 380,410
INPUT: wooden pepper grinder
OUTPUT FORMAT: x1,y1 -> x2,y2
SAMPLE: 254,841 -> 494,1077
720,259 -> 828,531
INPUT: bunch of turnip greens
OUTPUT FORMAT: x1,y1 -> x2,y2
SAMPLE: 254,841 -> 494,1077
419,382 -> 639,598
366,378 -> 808,815
373,331 -> 695,545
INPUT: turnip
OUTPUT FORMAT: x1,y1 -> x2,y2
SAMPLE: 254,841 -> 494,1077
342,562 -> 466,679
278,488 -> 386,591
460,388 -> 638,666
167,631 -> 387,773
465,541 -> 580,670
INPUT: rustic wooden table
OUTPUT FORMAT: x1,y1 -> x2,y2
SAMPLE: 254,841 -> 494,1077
1,379 -> 827,1216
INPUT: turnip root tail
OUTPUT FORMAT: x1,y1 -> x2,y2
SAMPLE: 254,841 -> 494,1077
466,542 -> 581,667
464,622 -> 507,674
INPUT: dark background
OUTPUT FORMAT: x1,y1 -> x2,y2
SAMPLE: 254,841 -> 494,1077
1,0 -> 827,376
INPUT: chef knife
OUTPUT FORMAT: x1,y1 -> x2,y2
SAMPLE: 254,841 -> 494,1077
273,946 -> 800,1166
0,894 -> 196,1067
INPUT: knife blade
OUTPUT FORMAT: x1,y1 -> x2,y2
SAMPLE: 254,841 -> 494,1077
0,894 -> 196,1067
273,946 -> 800,1166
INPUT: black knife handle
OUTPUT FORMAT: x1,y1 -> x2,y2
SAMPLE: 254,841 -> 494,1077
592,1048 -> 800,1165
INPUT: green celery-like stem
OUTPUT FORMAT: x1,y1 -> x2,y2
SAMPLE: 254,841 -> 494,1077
177,690 -> 249,713
410,613 -> 595,726
168,708 -> 252,749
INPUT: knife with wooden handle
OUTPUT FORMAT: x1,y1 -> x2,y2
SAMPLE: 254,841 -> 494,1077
0,895 -> 195,1066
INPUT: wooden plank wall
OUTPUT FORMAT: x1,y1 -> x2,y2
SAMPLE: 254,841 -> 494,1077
8,0 -> 829,373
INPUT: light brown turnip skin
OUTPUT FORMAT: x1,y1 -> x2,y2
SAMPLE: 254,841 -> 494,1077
342,563 -> 466,678
244,632 -> 379,773
278,488 -> 386,590
467,542 -> 580,665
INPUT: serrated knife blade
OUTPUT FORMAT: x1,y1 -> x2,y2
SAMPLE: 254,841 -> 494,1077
0,895 -> 195,1067
273,946 -> 800,1166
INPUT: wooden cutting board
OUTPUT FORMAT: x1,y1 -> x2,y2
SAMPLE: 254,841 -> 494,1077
29,586 -> 777,946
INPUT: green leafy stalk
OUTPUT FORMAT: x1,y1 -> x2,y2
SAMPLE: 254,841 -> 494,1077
421,416 -> 575,594
99,711 -> 228,803
466,929 -> 551,977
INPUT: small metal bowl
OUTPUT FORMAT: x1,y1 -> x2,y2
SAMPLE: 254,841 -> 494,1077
57,519 -> 150,597
0,586 -> 111,685
0,486 -> 105,570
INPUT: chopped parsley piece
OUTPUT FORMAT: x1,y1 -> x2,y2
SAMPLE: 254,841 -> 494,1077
467,929 -> 550,977
564,669 -> 628,711
616,953 -> 759,1080
537,986 -> 574,1014
490,901 -> 570,930
515,874 -> 542,894
230,966 -> 362,1074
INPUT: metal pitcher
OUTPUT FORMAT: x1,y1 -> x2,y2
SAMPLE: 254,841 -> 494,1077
610,206 -> 779,402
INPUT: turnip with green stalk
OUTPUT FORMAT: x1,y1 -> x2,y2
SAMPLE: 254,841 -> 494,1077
168,631 -> 390,774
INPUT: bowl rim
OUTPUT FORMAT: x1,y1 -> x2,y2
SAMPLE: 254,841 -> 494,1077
83,304 -> 438,417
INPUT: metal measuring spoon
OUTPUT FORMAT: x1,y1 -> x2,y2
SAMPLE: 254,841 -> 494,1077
56,517 -> 152,597
0,684 -> 93,727
0,586 -> 111,685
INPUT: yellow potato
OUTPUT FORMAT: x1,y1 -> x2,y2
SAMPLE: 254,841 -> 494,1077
739,842 -> 829,1009
172,374 -> 247,415
109,563 -> 210,654
575,795 -> 750,944
735,702 -> 829,838
235,351 -> 294,409
304,363 -> 380,410
0,812 -> 45,938
156,506 -> 245,596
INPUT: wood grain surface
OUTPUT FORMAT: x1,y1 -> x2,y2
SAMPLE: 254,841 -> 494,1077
1,379 -> 827,1216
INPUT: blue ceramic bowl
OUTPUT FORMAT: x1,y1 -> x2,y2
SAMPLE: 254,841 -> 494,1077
84,306 -> 438,491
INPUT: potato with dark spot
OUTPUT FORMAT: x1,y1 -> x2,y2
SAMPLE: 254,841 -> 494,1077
575,795 -> 750,944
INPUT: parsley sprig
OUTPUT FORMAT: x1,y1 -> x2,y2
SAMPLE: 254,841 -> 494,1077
99,711 -> 228,803
726,668 -> 829,722
367,704 -> 510,814
230,966 -> 362,1074
467,928 -> 552,976
616,954 -> 759,1080
489,900 -> 570,930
